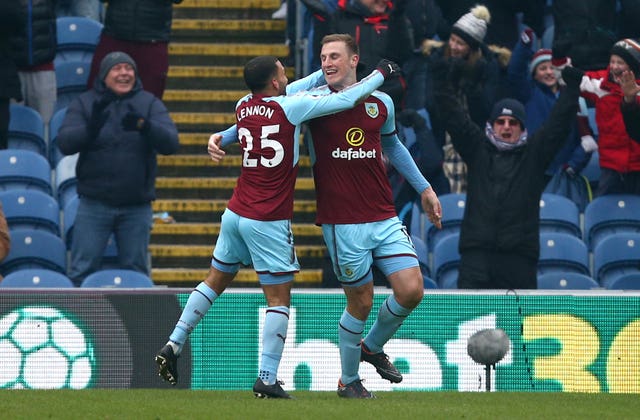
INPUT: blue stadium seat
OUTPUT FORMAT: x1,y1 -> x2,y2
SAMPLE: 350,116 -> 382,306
539,193 -> 582,238
538,232 -> 590,276
55,154 -> 78,210
432,233 -> 460,288
80,269 -> 154,288
593,233 -> 640,288
0,229 -> 67,277
8,104 -> 46,157
54,60 -> 90,111
55,16 -> 103,65
411,234 -> 430,278
0,149 -> 52,196
426,193 -> 465,251
606,273 -> 640,290
537,272 -> 599,290
0,269 -> 74,288
49,107 -> 68,167
0,190 -> 60,236
584,194 -> 640,251
423,275 -> 438,289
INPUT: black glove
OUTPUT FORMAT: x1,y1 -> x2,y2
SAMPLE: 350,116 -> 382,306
87,94 -> 113,138
121,104 -> 150,132
561,66 -> 584,86
398,109 -> 426,129
376,59 -> 401,79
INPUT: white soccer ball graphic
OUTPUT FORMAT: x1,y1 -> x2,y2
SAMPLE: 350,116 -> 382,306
0,306 -> 96,389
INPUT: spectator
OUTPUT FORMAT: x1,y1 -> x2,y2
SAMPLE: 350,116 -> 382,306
155,53 -> 397,397
551,0 -> 618,71
620,69 -> 640,142
578,38 -> 640,196
57,51 -> 179,286
305,0 -> 415,109
507,31 -> 596,195
435,0 -> 545,50
87,0 -> 184,99
11,0 -> 57,125
0,1 -> 22,150
433,60 -> 583,290
0,202 -> 10,278
56,0 -> 102,22
423,4 -> 511,193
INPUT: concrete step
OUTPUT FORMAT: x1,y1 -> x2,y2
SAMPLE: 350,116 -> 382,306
174,0 -> 281,19
164,89 -> 246,112
168,42 -> 289,66
166,66 -> 293,90
150,243 -> 327,269
152,198 -> 317,223
171,18 -> 285,42
171,111 -> 235,132
151,222 -> 323,245
155,176 -> 316,200
157,154 -> 313,177
151,267 -> 322,288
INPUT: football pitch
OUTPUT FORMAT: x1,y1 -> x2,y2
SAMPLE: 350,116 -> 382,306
1,390 -> 638,419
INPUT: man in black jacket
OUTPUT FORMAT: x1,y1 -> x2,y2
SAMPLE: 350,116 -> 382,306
620,69 -> 640,143
58,51 -> 179,285
0,1 -> 22,149
433,63 -> 584,289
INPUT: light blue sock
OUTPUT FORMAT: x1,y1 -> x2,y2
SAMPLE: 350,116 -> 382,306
339,310 -> 365,385
168,282 -> 218,355
363,295 -> 411,353
258,306 -> 290,385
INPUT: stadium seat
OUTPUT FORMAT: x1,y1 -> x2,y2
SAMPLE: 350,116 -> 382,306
0,269 -> 74,288
537,272 -> 599,290
0,149 -> 52,196
0,229 -> 67,277
55,16 -> 103,65
411,234 -> 430,278
423,275 -> 438,289
605,272 -> 640,290
426,193 -> 465,251
80,269 -> 154,288
55,154 -> 78,209
538,232 -> 590,276
432,233 -> 460,288
54,60 -> 90,111
584,194 -> 640,251
0,190 -> 61,236
539,193 -> 582,238
8,104 -> 47,157
593,233 -> 640,288
49,107 -> 67,167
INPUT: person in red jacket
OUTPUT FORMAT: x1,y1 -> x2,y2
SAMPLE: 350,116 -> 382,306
620,69 -> 640,143
578,38 -> 640,196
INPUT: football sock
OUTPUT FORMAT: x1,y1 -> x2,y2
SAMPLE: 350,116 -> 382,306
168,282 -> 218,355
339,310 -> 365,385
363,295 -> 410,353
258,306 -> 290,385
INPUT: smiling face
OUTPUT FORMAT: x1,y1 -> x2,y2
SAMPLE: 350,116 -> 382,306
448,33 -> 471,59
609,54 -> 632,84
104,63 -> 136,95
320,40 -> 359,91
533,61 -> 558,91
492,116 -> 523,143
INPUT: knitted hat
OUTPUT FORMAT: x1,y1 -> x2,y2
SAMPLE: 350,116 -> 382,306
489,98 -> 526,128
610,38 -> 640,75
529,48 -> 552,75
451,5 -> 491,50
98,51 -> 138,81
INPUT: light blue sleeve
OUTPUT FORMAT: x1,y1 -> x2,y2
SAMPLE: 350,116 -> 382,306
219,125 -> 238,147
286,69 -> 326,94
275,71 -> 385,125
381,96 -> 431,194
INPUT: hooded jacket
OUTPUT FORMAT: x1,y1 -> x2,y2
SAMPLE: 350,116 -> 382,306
101,0 -> 183,42
57,76 -> 179,206
11,0 -> 57,69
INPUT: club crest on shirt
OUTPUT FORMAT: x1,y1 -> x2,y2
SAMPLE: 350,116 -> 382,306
365,102 -> 379,118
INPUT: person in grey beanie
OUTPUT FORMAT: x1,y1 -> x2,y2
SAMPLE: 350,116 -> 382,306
57,51 -> 179,286
432,59 -> 585,290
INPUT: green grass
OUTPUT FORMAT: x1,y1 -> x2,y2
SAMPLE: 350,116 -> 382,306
0,390 -> 638,419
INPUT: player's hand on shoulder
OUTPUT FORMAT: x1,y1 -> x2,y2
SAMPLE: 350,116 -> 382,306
207,133 -> 226,162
